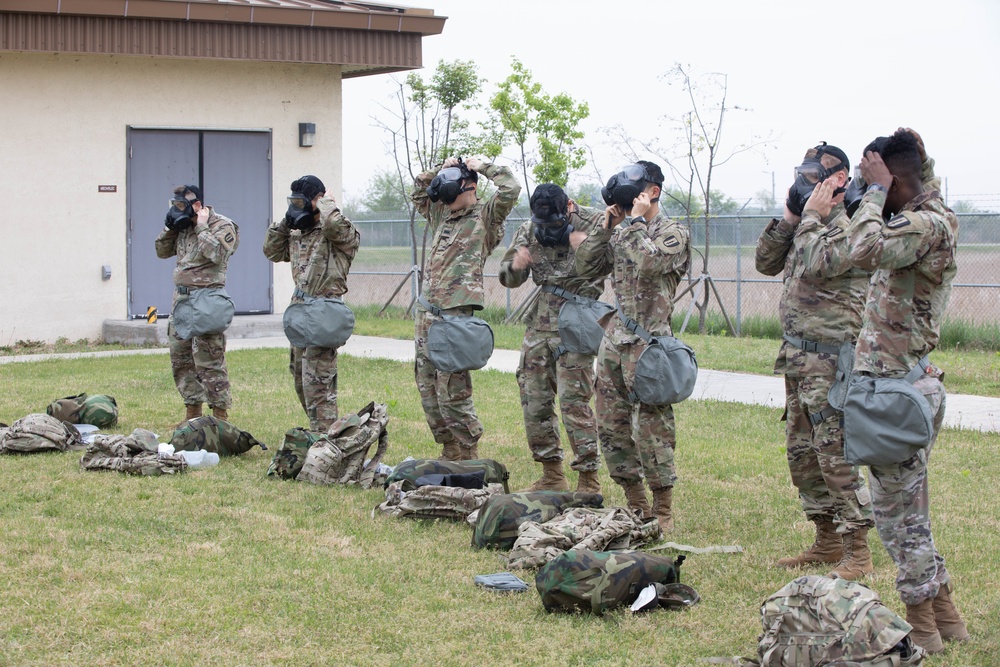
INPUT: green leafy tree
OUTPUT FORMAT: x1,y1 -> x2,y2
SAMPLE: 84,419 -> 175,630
359,168 -> 409,213
485,58 -> 590,193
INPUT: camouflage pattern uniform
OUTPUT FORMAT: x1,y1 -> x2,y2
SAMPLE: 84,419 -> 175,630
755,203 -> 873,532
498,205 -> 607,472
575,213 -> 691,490
155,207 -> 239,409
263,198 -> 360,431
410,163 -> 521,456
847,179 -> 958,606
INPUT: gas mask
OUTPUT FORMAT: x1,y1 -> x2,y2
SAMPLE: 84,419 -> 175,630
426,162 -> 476,205
284,192 -> 316,230
602,164 -> 660,211
785,143 -> 850,217
533,217 -> 574,247
843,167 -> 867,218
165,197 -> 196,231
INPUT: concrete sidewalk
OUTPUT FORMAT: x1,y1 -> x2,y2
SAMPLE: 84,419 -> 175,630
3,332 -> 998,433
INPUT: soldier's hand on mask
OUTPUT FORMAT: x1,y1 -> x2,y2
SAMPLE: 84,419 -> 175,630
803,179 -> 836,218
312,192 -> 325,209
900,127 -> 927,162
442,156 -> 460,169
511,246 -> 533,271
860,151 -> 893,190
605,204 -> 625,229
465,157 -> 484,172
568,230 -> 587,250
630,191 -> 653,219
196,206 -> 210,227
783,186 -> 802,225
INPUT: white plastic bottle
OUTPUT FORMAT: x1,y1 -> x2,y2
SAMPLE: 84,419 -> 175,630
179,449 -> 219,469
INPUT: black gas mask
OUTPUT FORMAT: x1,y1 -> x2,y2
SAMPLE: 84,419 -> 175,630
284,192 -> 315,230
843,167 -> 867,218
785,143 -> 850,217
602,164 -> 660,211
426,162 -> 477,205
284,175 -> 326,230
530,183 -> 573,247
165,196 -> 196,231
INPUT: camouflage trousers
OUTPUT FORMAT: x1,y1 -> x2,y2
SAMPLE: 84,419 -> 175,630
785,374 -> 873,531
516,328 -> 600,472
869,374 -> 950,606
414,307 -> 483,453
290,346 -> 338,432
167,319 -> 231,409
594,338 -> 676,490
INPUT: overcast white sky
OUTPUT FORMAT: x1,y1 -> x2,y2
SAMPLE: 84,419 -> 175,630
341,0 -> 1000,208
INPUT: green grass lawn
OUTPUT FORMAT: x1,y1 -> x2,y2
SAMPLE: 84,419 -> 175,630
1,351 -> 998,666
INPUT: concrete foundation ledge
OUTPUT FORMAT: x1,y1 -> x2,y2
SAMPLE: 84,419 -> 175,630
102,314 -> 285,345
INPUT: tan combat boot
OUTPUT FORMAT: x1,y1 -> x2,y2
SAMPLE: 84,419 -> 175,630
576,470 -> 602,494
777,518 -> 843,568
828,526 -> 874,580
211,406 -> 228,421
622,482 -> 651,519
650,486 -> 674,534
522,461 -> 569,492
933,583 -> 970,642
185,403 -> 203,420
438,442 -> 461,461
906,599 -> 945,654
459,444 -> 479,461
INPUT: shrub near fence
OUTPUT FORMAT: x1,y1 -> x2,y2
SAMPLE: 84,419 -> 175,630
346,210 -> 1000,331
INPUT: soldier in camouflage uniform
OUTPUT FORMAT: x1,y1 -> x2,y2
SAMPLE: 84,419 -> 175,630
498,184 -> 606,493
263,175 -> 360,432
575,161 -> 690,534
411,156 -> 521,461
155,185 -> 239,423
843,129 -> 967,654
754,144 -> 875,580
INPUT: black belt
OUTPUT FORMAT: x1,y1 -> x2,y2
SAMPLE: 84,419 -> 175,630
782,334 -> 840,356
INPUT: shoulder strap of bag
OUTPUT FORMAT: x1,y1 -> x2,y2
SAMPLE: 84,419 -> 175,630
541,284 -> 593,305
616,305 -> 654,343
417,294 -> 444,318
903,356 -> 931,384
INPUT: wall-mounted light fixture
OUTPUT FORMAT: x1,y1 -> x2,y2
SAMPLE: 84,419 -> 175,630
299,122 -> 316,148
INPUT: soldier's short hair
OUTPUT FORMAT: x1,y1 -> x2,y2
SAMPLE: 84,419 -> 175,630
879,131 -> 922,180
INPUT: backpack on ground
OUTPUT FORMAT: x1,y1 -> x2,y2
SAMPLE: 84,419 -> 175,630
471,491 -> 604,551
46,393 -> 119,428
80,428 -> 187,476
0,413 -> 85,454
535,549 -> 685,615
170,416 -> 267,456
297,402 -> 389,489
753,575 -> 925,667
267,427 -> 326,479
376,481 -> 505,521
507,506 -> 661,570
385,458 -> 510,493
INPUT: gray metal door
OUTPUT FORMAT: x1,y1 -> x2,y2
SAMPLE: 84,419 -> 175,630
126,128 -> 272,318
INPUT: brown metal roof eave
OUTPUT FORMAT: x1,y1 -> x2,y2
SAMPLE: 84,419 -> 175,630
0,0 -> 447,36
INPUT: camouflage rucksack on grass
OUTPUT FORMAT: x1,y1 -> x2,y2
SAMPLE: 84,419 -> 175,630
535,549 -> 685,615
752,575 -> 924,667
471,491 -> 604,551
298,402 -> 389,489
267,427 -> 324,480
46,393 -> 118,428
170,416 -> 267,456
80,428 -> 187,476
376,481 -> 505,521
385,458 -> 510,493
0,413 -> 85,454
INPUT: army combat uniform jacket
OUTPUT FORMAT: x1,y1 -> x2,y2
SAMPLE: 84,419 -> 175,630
411,163 -> 521,310
498,204 -> 608,330
155,207 -> 239,290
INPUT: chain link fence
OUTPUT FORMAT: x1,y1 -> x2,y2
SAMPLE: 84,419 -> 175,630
345,209 -> 1000,328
